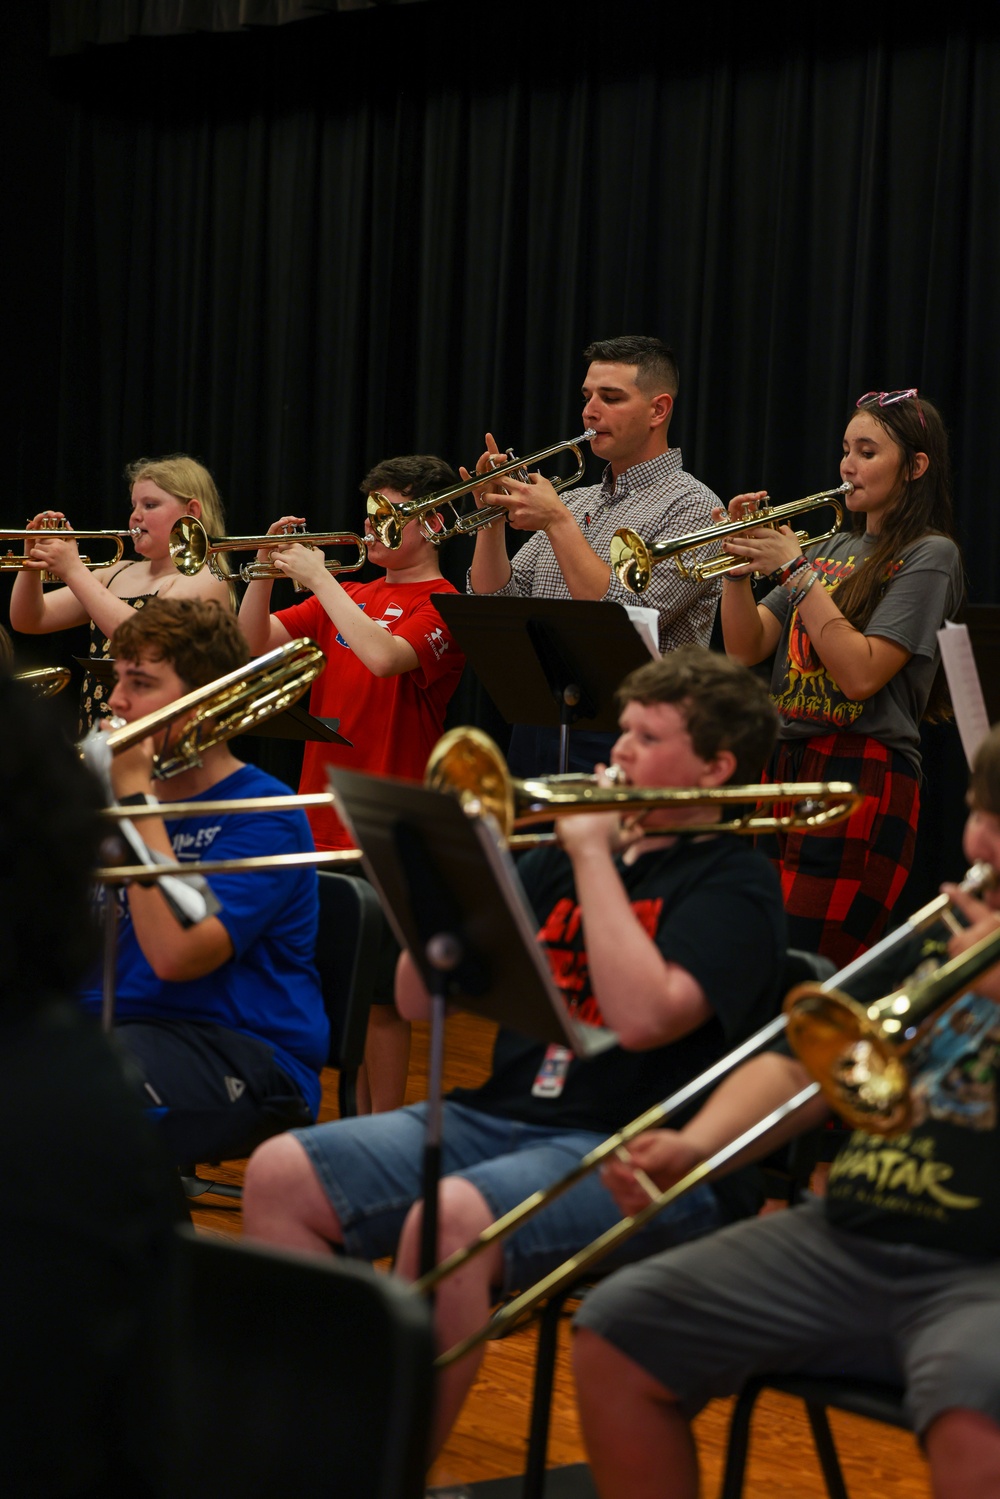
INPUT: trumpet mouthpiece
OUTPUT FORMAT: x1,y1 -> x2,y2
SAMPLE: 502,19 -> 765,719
582,428 -> 597,441
840,482 -> 855,495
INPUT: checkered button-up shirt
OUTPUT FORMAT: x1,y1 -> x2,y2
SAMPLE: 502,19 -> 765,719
467,448 -> 722,654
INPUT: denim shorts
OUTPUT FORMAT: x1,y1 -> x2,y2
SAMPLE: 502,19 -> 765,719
293,1099 -> 724,1293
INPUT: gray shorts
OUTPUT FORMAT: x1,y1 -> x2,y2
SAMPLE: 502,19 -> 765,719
294,1100 -> 724,1294
575,1198 -> 1000,1434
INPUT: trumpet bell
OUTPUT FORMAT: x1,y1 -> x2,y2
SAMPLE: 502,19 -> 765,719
366,431 -> 596,550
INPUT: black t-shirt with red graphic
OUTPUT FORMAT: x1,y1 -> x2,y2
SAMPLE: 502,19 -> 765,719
451,836 -> 786,1140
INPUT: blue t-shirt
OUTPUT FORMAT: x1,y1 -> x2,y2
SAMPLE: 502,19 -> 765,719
81,764 -> 328,1114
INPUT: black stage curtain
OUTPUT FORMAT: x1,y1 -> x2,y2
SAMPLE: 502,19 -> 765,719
49,0 -> 430,57
5,0 -> 1000,900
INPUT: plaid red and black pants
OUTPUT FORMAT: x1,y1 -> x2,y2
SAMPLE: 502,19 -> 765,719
758,733 -> 920,968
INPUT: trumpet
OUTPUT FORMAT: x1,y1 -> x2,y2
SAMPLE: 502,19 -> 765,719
169,516 -> 367,583
366,431 -> 596,549
81,636 -> 326,782
610,482 -> 852,594
425,726 -> 863,840
421,861 -> 996,1363
1,523 -> 140,572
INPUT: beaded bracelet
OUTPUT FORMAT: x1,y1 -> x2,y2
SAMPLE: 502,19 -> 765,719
787,565 -> 821,609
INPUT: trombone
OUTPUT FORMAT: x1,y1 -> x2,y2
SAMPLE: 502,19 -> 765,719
169,516 -> 367,583
14,665 -> 72,698
82,636 -> 327,782
366,430 -> 596,549
425,726 -> 863,840
420,861 -> 996,1363
610,482 -> 852,594
1,524 -> 141,571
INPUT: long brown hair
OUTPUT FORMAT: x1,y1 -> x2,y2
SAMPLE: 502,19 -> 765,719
825,395 -> 961,721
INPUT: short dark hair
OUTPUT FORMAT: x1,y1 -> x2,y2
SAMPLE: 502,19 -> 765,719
970,725 -> 1000,817
583,336 -> 679,398
110,598 -> 249,690
615,645 -> 778,785
0,675 -> 104,1003
360,454 -> 458,499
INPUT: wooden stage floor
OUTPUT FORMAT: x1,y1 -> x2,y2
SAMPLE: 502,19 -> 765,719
189,1011 -> 932,1498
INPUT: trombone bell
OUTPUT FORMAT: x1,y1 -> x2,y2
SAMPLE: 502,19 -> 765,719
785,921 -> 1000,1135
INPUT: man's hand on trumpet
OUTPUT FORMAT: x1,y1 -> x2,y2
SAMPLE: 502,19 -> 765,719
458,432 -> 511,515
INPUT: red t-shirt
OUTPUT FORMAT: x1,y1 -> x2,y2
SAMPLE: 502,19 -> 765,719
276,576 -> 465,849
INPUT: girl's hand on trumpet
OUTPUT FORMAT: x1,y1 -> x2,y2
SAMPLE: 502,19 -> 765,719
716,490 -> 804,579
600,1130 -> 703,1218
22,520 -> 86,582
20,509 -> 68,563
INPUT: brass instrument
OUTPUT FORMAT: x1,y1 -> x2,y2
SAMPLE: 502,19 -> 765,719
1,523 -> 141,572
610,482 -> 852,593
14,665 -> 72,698
89,636 -> 326,781
785,920 -> 1000,1134
366,430 -> 596,549
95,791 -> 364,878
425,726 -> 863,839
421,862 -> 997,1363
169,516 -> 367,583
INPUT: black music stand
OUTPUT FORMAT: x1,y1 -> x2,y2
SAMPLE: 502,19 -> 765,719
431,596 -> 655,772
328,767 -> 616,1281
76,656 -> 351,744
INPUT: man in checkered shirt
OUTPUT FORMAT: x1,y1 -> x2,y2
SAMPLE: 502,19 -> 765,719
468,334 -> 723,772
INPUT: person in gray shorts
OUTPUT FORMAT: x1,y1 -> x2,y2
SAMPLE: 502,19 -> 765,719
573,722 -> 1000,1499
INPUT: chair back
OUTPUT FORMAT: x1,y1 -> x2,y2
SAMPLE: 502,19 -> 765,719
316,871 -> 387,1115
165,1227 -> 433,1499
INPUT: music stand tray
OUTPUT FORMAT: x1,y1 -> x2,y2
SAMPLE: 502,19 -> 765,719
430,596 -> 654,731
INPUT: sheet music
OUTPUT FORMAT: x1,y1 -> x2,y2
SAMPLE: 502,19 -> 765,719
938,620 -> 991,767
625,604 -> 660,658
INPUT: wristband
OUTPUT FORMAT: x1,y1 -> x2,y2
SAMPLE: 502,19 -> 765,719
788,566 -> 821,609
117,792 -> 159,808
773,554 -> 810,588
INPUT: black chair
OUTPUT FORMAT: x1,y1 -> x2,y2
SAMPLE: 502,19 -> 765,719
720,1373 -> 911,1499
315,869 -> 388,1119
164,1225 -> 434,1498
181,869 -> 387,1199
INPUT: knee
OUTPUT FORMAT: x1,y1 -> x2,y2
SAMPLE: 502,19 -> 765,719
243,1133 -> 339,1244
396,1177 -> 498,1281
573,1327 -> 677,1409
925,1408 -> 1000,1498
